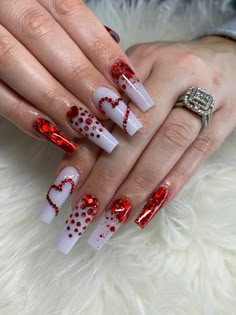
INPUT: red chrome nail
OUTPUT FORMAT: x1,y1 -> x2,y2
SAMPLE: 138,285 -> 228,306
104,26 -> 120,43
135,186 -> 169,228
33,118 -> 77,155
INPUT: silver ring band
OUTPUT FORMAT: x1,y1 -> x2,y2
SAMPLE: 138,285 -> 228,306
175,87 -> 214,129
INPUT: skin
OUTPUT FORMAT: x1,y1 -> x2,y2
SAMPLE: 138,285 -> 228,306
0,0 -> 131,139
59,36 -> 236,226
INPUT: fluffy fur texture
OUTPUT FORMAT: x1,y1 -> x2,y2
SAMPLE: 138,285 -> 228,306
0,1 -> 236,314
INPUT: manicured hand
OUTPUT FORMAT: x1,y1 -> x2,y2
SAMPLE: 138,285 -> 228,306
44,36 -> 236,253
0,0 -> 153,154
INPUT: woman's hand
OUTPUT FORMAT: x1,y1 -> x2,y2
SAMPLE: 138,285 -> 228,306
0,0 -> 153,154
43,35 -> 236,253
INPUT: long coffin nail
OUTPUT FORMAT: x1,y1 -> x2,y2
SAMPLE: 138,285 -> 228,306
111,61 -> 154,112
88,198 -> 131,250
104,26 -> 120,43
57,195 -> 98,254
33,118 -> 77,155
67,106 -> 118,153
93,87 -> 143,136
40,167 -> 79,224
135,185 -> 169,228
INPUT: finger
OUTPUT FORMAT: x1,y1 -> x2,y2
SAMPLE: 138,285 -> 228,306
0,0 -> 142,137
0,24 -> 118,153
135,108 -> 235,228
87,82 -> 221,250
0,80 -> 77,154
37,0 -> 154,112
39,137 -> 100,226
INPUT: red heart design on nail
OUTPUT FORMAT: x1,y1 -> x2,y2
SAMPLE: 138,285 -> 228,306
46,178 -> 75,215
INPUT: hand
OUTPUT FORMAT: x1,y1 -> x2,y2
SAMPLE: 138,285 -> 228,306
43,35 -> 236,253
0,0 -> 153,154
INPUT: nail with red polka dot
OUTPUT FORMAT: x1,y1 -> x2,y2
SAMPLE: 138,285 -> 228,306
67,106 -> 118,153
88,197 -> 132,250
57,195 -> 98,254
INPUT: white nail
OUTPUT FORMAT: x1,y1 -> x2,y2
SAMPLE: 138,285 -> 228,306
112,61 -> 154,112
40,167 -> 79,224
87,211 -> 122,250
67,106 -> 118,153
57,195 -> 98,254
93,87 -> 143,136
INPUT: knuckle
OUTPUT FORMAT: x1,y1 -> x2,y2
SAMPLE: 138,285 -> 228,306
41,86 -> 58,107
162,122 -> 193,149
91,166 -> 117,187
70,63 -> 94,81
0,31 -> 15,64
191,135 -> 214,155
19,7 -> 53,39
50,0 -> 82,16
126,43 -> 152,57
131,173 -> 156,193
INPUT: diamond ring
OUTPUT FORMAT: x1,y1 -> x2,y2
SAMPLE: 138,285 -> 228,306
175,87 -> 214,128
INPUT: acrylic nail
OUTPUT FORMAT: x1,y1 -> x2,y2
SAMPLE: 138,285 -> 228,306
40,167 -> 79,224
33,118 -> 77,155
111,61 -> 155,112
57,195 -> 98,254
104,26 -> 120,43
88,197 -> 131,250
67,106 -> 118,153
93,87 -> 143,136
135,185 -> 169,228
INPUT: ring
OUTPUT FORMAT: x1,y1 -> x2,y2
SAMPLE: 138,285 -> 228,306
175,87 -> 214,128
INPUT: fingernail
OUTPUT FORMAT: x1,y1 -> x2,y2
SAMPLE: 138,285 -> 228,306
135,185 -> 169,228
104,26 -> 120,43
88,198 -> 131,250
40,167 -> 79,224
111,61 -> 154,112
33,118 -> 77,155
67,106 -> 118,153
93,87 -> 143,136
57,195 -> 98,254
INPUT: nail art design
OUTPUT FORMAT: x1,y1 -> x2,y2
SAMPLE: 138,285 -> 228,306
111,61 -> 155,112
93,87 -> 143,136
67,106 -> 118,153
88,198 -> 131,250
104,26 -> 120,43
40,167 -> 79,224
33,118 -> 77,155
135,185 -> 169,228
57,195 -> 98,254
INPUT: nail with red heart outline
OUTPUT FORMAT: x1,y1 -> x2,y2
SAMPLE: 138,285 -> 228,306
40,167 -> 79,224
135,184 -> 169,228
88,197 -> 132,250
111,61 -> 155,112
57,195 -> 98,254
93,87 -> 143,136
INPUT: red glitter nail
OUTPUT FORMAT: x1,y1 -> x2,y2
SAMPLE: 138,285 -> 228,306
135,186 -> 169,228
104,26 -> 120,43
111,197 -> 132,223
33,118 -> 77,155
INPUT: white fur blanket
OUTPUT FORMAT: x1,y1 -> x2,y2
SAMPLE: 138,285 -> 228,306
0,1 -> 236,314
